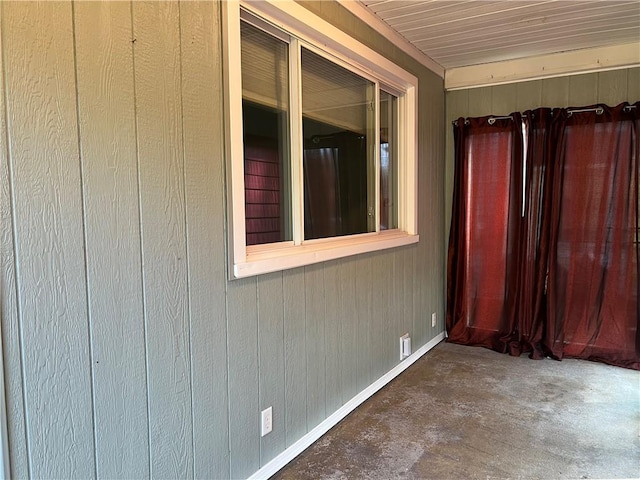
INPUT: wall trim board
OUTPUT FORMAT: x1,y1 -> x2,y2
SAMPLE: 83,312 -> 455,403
0,327 -> 9,480
337,0 -> 444,78
445,42 -> 640,90
248,332 -> 447,480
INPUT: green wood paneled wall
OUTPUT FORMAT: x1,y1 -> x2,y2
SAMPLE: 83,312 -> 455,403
0,1 -> 445,478
445,68 -> 640,256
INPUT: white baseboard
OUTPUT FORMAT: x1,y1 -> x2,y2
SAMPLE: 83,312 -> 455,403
248,332 -> 446,480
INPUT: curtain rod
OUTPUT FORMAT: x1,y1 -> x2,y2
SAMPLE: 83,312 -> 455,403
567,106 -> 604,116
487,115 -> 512,125
451,114 -> 521,126
567,105 -> 636,114
452,104 -> 637,126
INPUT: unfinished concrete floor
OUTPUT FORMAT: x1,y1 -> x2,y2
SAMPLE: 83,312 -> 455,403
273,341 -> 640,480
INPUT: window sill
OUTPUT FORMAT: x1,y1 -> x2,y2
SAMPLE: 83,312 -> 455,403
233,230 -> 418,278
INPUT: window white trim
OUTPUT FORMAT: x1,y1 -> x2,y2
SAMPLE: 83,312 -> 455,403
221,1 -> 247,265
238,230 -> 418,278
223,0 -> 419,279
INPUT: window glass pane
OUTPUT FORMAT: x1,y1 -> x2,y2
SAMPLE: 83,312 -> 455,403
241,20 -> 291,245
380,90 -> 398,230
301,47 -> 375,240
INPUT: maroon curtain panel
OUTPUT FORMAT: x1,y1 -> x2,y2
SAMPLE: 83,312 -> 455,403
446,114 -> 524,352
447,102 -> 639,370
545,102 -> 639,369
512,108 -> 554,358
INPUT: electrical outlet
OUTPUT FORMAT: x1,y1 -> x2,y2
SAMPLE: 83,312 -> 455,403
261,407 -> 273,437
400,333 -> 411,360
432,312 -> 437,328
403,336 -> 411,356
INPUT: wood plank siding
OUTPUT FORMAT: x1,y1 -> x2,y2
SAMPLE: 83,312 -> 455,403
0,1 -> 445,478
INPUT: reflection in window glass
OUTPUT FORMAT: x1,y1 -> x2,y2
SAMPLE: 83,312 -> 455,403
380,91 -> 398,230
301,47 -> 375,240
241,21 -> 291,245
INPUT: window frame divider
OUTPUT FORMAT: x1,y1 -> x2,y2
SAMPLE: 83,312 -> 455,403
289,37 -> 304,247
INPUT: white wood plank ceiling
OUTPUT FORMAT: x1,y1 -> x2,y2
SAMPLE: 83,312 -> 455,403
360,0 -> 640,69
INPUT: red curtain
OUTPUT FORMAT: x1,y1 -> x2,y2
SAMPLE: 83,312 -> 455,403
545,103 -> 639,369
447,114 -> 524,352
447,102 -> 639,370
512,108 -> 554,358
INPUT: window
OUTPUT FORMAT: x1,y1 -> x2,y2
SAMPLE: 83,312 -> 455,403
223,0 -> 418,278
240,20 -> 291,245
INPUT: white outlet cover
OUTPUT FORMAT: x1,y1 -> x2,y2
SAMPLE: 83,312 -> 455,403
432,312 -> 437,328
261,407 -> 273,437
400,333 -> 410,360
403,336 -> 411,356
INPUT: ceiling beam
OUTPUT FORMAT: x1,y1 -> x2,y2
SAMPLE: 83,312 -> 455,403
446,42 -> 640,90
